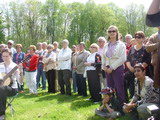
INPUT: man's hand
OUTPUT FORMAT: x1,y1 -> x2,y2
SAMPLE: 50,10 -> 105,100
72,66 -> 77,70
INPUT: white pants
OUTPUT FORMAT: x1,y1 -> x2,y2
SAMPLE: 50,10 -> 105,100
25,71 -> 37,94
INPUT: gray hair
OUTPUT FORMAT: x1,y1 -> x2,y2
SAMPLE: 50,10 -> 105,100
62,39 -> 69,45
37,42 -> 42,45
0,44 -> 5,48
98,37 -> 107,43
8,40 -> 14,45
125,34 -> 132,39
42,42 -> 47,45
53,41 -> 59,46
47,44 -> 54,49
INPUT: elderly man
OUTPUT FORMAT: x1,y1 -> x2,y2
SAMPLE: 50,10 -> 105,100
53,41 -> 60,92
57,39 -> 72,96
125,34 -> 132,53
7,40 -> 16,55
36,42 -> 47,90
35,42 -> 43,55
97,37 -> 107,89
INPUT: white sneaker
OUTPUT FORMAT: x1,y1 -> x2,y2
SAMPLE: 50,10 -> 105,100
94,102 -> 100,104
0,115 -> 5,120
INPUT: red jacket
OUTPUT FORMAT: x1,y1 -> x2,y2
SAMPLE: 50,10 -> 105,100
23,54 -> 38,72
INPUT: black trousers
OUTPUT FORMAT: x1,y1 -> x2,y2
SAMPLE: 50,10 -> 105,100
58,70 -> 71,95
124,71 -> 135,102
46,69 -> 56,93
0,86 -> 17,115
76,73 -> 87,96
87,70 -> 102,102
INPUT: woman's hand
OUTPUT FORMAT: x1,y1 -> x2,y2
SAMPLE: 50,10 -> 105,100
123,103 -> 136,113
105,67 -> 112,74
107,68 -> 113,74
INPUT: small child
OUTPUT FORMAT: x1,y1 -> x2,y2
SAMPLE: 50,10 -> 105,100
95,87 -> 123,120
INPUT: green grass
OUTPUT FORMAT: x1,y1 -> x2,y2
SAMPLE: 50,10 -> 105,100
6,89 -> 129,120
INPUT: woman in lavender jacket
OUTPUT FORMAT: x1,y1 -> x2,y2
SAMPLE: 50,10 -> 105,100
102,25 -> 126,105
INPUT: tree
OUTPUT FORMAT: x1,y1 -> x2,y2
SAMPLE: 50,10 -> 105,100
0,14 -> 5,43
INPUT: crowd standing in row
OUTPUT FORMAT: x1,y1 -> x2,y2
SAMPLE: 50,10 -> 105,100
0,24 -> 160,120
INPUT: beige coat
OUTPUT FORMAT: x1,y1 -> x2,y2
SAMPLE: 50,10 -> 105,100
75,50 -> 90,74
43,52 -> 57,72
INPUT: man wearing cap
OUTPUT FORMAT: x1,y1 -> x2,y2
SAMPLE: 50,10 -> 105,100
57,39 -> 72,96
7,40 -> 16,56
95,87 -> 123,119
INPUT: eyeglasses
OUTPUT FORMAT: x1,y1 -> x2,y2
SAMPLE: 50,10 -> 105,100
135,36 -> 142,39
108,30 -> 116,33
90,46 -> 96,48
47,47 -> 52,49
98,41 -> 103,43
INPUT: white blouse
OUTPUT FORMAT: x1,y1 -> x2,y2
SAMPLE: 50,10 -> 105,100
0,62 -> 19,89
86,52 -> 96,71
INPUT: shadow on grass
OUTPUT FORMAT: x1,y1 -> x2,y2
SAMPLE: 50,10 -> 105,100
87,115 -> 105,120
33,93 -> 83,104
87,114 -> 129,120
70,99 -> 95,111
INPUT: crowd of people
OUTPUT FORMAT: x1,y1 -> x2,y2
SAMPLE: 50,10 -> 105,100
0,0 -> 160,119
0,25 -> 159,120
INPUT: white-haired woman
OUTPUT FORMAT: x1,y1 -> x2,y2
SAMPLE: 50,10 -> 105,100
85,43 -> 102,103
43,44 -> 57,93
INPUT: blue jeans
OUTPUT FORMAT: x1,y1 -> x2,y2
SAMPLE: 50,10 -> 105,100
36,68 -> 46,90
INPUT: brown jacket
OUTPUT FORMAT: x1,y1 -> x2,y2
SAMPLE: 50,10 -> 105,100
145,32 -> 159,66
145,32 -> 160,88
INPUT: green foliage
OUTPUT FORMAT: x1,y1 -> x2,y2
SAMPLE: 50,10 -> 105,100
0,0 -> 156,51
0,14 -> 5,43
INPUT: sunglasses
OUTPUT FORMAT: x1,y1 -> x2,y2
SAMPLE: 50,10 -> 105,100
135,36 -> 142,39
47,47 -> 52,49
8,43 -> 12,45
108,30 -> 116,33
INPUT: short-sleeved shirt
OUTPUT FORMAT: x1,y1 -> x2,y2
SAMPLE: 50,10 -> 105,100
127,46 -> 151,67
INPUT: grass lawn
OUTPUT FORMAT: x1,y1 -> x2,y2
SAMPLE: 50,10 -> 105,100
6,89 -> 129,120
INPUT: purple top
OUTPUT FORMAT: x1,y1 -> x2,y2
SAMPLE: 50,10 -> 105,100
97,47 -> 104,57
106,41 -> 117,58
